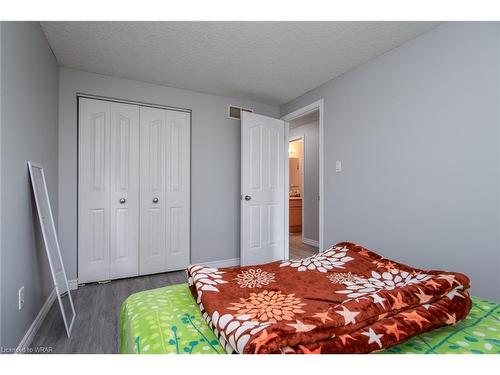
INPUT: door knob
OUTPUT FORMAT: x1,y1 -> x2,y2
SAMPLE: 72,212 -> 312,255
119,198 -> 126,204
244,195 -> 252,201
152,197 -> 159,203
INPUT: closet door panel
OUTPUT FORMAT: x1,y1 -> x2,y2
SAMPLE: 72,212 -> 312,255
80,99 -> 190,281
139,107 -> 167,275
165,110 -> 191,270
78,98 -> 111,283
109,102 -> 140,279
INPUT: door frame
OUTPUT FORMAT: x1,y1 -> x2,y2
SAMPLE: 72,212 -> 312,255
76,94 -> 192,282
281,99 -> 324,258
288,134 -> 305,244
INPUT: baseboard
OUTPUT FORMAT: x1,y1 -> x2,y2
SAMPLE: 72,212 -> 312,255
303,237 -> 320,248
16,289 -> 56,353
16,279 -> 78,353
67,279 -> 78,290
193,258 -> 240,268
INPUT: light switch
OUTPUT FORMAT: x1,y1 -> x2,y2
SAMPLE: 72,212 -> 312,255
18,286 -> 25,310
336,161 -> 342,172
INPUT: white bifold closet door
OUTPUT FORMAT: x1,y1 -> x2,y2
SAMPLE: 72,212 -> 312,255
78,98 -> 190,283
139,107 -> 190,275
78,98 -> 140,283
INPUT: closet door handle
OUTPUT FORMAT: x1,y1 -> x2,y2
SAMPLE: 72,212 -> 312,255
119,198 -> 126,204
152,197 -> 159,203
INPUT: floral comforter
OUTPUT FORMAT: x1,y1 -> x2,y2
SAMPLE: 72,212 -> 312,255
187,242 -> 472,354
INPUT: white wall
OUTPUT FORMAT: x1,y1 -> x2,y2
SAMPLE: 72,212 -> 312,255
290,122 -> 319,243
1,22 -> 59,349
58,68 -> 280,280
281,22 -> 500,300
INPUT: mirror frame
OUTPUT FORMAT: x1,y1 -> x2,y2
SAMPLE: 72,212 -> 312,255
28,162 -> 76,337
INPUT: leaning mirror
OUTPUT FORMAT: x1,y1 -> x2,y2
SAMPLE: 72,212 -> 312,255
28,162 -> 76,337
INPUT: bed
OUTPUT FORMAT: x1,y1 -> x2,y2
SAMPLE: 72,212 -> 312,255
120,283 -> 499,354
120,243 -> 500,354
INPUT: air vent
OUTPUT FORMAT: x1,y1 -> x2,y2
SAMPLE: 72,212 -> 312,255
228,105 -> 253,120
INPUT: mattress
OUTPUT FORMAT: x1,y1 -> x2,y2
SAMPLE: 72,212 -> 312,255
119,283 -> 499,354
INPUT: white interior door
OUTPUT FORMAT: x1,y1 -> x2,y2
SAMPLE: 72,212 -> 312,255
78,98 -> 139,283
109,102 -> 139,280
241,112 -> 285,266
139,107 -> 190,275
78,98 -> 111,283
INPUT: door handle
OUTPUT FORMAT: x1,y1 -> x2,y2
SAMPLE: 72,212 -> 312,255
119,198 -> 126,204
152,197 -> 159,203
244,195 -> 252,201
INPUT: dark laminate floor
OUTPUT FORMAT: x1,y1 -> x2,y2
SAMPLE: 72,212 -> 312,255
29,270 -> 186,354
289,232 -> 318,259
31,239 -> 316,354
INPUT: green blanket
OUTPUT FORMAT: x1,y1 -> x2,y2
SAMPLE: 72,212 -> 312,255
120,283 -> 499,354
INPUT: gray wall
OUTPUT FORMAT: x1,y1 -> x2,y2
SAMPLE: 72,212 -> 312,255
281,22 -> 500,301
58,68 -> 279,280
0,22 -> 59,349
290,122 -> 319,243
0,22 -> 3,348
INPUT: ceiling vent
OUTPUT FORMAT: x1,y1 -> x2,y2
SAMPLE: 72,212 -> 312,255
228,105 -> 253,120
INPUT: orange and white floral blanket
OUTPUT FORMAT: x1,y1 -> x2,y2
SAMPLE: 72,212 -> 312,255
187,243 -> 471,354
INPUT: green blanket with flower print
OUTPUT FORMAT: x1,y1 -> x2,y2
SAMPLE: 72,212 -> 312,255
119,283 -> 499,354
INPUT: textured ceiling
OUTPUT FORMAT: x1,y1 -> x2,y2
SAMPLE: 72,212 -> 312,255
41,22 -> 441,105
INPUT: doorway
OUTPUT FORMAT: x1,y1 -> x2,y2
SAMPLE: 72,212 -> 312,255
282,100 -> 324,260
239,101 -> 324,265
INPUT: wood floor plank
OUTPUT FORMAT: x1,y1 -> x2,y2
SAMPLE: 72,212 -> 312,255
289,232 -> 318,259
29,270 -> 186,354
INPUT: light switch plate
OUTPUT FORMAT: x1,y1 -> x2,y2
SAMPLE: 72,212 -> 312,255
18,286 -> 25,310
336,161 -> 342,172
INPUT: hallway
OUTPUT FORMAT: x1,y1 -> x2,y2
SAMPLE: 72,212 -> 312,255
289,232 -> 318,259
